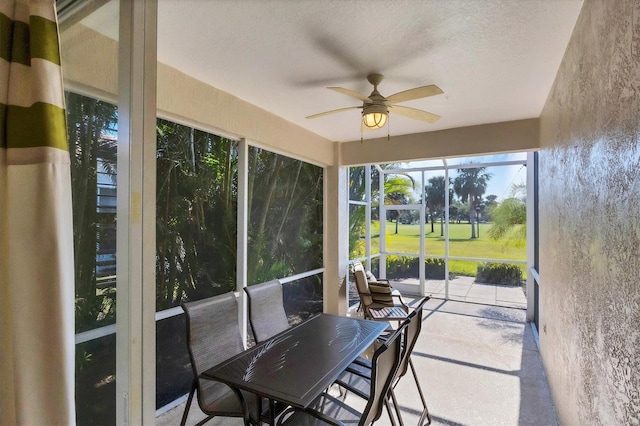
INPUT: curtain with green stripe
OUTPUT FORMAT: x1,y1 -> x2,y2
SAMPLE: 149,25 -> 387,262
0,1 -> 75,424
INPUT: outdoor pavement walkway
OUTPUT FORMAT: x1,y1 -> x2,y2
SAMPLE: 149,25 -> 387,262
158,298 -> 555,426
392,276 -> 527,310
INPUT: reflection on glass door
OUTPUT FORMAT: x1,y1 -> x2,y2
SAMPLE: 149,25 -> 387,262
61,0 -> 120,422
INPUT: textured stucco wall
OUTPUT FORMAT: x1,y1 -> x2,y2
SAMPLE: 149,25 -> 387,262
538,0 -> 640,424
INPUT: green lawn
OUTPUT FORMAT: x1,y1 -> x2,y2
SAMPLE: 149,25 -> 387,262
369,221 -> 526,277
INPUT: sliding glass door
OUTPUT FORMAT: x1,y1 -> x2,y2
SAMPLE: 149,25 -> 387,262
60,1 -> 120,422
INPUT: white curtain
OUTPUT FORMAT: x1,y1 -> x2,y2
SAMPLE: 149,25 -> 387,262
0,1 -> 75,424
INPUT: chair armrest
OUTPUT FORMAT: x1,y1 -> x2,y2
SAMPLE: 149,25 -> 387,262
394,294 -> 409,309
387,290 -> 409,309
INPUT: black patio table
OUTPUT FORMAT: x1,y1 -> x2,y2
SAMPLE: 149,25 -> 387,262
201,313 -> 388,424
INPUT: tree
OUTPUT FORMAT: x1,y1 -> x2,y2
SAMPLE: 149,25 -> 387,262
347,167 -> 367,258
384,174 -> 415,234
485,194 -> 498,206
483,194 -> 499,223
425,176 -> 452,236
453,166 -> 492,238
156,122 -> 239,307
488,183 -> 526,247
67,92 -> 118,332
449,203 -> 460,223
348,165 -> 411,256
247,149 -> 323,285
155,124 -> 324,309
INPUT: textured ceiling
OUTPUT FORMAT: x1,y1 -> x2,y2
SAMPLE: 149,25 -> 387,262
85,0 -> 584,143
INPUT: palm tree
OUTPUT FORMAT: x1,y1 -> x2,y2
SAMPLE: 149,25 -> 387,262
453,166 -> 492,238
384,174 -> 415,234
425,176 -> 452,236
488,183 -> 526,247
348,167 -> 368,258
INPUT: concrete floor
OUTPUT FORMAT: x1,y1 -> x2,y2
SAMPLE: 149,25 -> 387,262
158,299 -> 556,426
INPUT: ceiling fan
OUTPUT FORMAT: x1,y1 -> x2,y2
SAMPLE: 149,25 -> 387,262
306,73 -> 443,131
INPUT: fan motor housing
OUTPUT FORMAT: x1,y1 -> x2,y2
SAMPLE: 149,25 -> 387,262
362,103 -> 388,116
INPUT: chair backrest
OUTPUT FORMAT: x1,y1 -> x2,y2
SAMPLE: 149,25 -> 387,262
352,262 -> 373,307
358,321 -> 406,426
182,292 -> 245,408
244,279 -> 290,343
396,297 -> 429,379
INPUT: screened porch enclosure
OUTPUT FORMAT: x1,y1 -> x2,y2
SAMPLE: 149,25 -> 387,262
59,0 -> 538,422
66,90 -> 325,421
65,89 -> 534,422
347,154 -> 531,310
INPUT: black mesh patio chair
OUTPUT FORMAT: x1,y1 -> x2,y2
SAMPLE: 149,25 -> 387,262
275,321 -> 407,426
181,292 -> 262,426
244,279 -> 290,343
335,297 -> 431,425
353,261 -> 409,322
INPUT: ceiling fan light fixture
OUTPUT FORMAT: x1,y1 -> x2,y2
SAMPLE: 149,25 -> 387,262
362,104 -> 388,129
307,74 -> 443,134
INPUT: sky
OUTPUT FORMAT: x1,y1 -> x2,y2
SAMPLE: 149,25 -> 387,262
392,152 -> 528,203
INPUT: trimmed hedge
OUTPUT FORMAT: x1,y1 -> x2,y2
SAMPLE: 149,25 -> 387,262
425,258 -> 446,279
476,262 -> 523,285
381,257 -> 522,285
386,256 -> 447,279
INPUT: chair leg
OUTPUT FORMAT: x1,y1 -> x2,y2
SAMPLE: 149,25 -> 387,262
336,381 -> 347,399
182,380 -> 215,426
229,387 -> 252,426
194,416 -> 215,426
409,358 -> 431,425
181,381 -> 197,426
384,397 -> 398,426
390,389 -> 404,426
269,399 -> 275,425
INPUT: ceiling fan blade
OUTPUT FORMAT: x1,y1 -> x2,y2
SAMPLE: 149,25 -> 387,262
389,105 -> 441,123
306,106 -> 360,119
327,87 -> 371,102
385,85 -> 443,104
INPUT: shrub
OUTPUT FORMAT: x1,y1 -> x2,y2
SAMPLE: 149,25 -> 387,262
386,255 -> 418,278
424,258 -> 446,279
385,256 -> 447,280
476,262 -> 522,285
